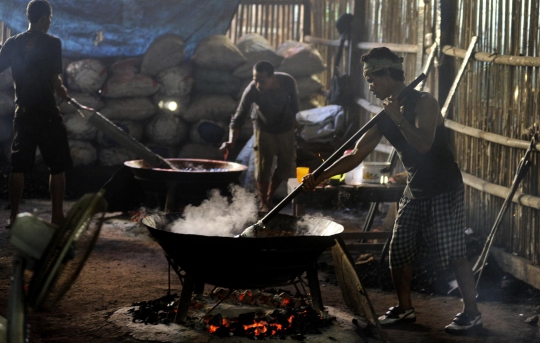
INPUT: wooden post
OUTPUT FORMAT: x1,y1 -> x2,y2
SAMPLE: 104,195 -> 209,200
416,0 -> 426,75
438,0 -> 457,108
306,263 -> 323,311
303,0 -> 311,37
345,0 -> 367,138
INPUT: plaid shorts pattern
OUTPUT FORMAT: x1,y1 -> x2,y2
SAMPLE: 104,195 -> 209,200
389,184 -> 466,270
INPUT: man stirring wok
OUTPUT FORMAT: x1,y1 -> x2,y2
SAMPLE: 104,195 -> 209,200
302,47 -> 482,333
0,0 -> 72,228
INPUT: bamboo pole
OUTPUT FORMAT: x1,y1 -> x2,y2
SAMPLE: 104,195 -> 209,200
304,35 -> 419,52
444,119 -> 540,151
462,172 -> 540,211
443,45 -> 540,67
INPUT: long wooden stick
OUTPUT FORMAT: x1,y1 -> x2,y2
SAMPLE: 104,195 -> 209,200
67,97 -> 177,170
473,134 -> 538,287
257,73 -> 426,226
441,36 -> 478,118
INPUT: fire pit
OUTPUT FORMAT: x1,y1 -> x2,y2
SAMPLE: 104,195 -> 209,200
125,158 -> 248,211
142,212 -> 343,322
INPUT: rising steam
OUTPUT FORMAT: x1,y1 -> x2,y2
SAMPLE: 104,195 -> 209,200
169,185 -> 258,236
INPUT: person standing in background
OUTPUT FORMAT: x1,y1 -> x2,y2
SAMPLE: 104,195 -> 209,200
0,0 -> 72,227
220,60 -> 300,211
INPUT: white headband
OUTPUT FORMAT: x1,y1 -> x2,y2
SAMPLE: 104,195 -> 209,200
363,57 -> 404,76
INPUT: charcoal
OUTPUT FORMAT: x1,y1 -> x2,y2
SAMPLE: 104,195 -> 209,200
238,312 -> 256,324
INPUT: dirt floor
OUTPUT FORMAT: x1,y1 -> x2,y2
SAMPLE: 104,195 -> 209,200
1,192 -> 540,342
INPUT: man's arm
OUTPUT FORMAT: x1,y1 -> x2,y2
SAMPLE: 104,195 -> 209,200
384,92 -> 440,154
52,74 -> 68,101
303,125 -> 382,190
219,84 -> 254,154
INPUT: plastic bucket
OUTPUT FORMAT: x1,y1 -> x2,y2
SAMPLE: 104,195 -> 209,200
362,162 -> 391,184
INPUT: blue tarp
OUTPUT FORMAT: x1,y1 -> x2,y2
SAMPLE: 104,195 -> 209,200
0,0 -> 240,58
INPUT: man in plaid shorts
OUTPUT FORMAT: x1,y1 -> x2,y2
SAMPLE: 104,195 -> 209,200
302,47 -> 482,333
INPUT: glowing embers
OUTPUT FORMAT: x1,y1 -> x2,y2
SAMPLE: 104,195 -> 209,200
204,288 -> 333,338
205,306 -> 332,339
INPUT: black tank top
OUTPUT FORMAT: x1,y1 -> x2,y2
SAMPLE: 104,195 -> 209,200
376,90 -> 462,199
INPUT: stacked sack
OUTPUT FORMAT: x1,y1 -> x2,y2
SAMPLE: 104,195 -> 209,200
5,33 -> 328,170
276,40 -> 326,110
184,35 -> 246,160
61,34 -> 192,167
233,34 -> 325,115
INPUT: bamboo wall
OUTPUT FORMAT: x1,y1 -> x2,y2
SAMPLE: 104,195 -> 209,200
228,0 -> 306,48
447,1 -> 540,263
357,0 -> 439,105
351,0 -> 437,162
227,0 -> 355,106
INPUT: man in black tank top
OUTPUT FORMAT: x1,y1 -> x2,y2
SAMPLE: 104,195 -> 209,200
302,47 -> 482,333
0,0 -> 72,228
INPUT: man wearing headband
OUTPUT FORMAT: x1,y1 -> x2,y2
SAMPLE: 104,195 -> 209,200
302,47 -> 481,333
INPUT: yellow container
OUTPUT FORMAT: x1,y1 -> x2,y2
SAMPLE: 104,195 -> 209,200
296,167 -> 310,183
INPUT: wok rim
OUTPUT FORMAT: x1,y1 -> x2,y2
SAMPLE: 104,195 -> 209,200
142,212 -> 344,239
124,158 -> 248,173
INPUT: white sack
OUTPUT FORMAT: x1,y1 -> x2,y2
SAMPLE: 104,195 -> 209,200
191,35 -> 246,71
100,97 -> 157,121
69,140 -> 97,166
66,59 -> 108,93
64,112 -> 98,141
59,93 -> 104,114
101,74 -> 160,98
296,75 -> 324,99
110,57 -> 142,77
182,94 -> 237,123
155,63 -> 194,97
233,34 -> 284,78
276,41 -> 326,77
141,34 -> 186,76
145,112 -> 188,146
296,105 -> 346,143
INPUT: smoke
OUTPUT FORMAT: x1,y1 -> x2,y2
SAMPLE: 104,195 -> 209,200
294,213 -> 339,236
169,185 -> 258,237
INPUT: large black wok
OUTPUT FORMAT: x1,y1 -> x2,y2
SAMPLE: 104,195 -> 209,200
125,158 -> 248,210
142,212 -> 343,289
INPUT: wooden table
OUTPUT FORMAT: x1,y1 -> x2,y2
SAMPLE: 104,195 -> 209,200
287,178 -> 405,215
287,178 -> 406,253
